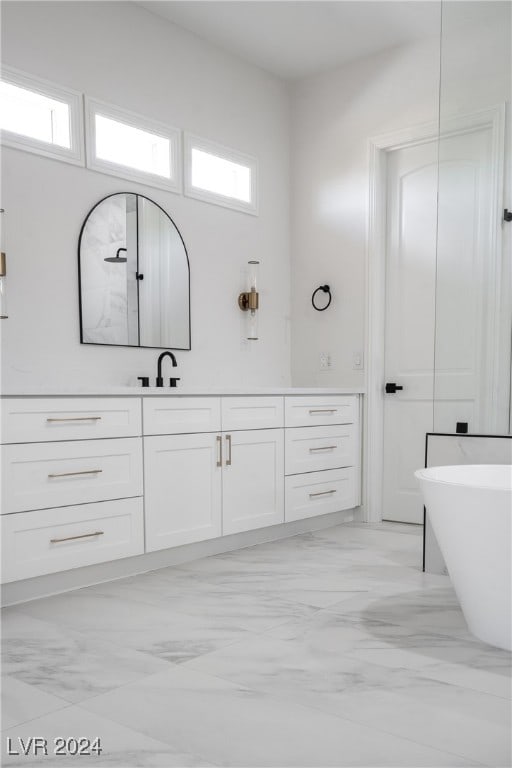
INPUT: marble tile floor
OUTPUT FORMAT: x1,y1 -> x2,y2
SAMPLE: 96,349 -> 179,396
1,522 -> 511,767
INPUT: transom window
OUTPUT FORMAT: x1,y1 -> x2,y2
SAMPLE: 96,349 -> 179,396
85,99 -> 181,192
185,134 -> 258,214
0,67 -> 84,165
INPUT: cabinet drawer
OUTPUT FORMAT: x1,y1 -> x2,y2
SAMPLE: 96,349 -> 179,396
1,498 -> 144,583
143,397 -> 221,435
285,468 -> 357,522
1,438 -> 142,514
285,396 -> 358,428
221,397 -> 283,431
285,424 -> 357,475
1,398 -> 141,444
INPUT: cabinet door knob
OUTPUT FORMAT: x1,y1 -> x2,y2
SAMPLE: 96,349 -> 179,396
226,434 -> 232,466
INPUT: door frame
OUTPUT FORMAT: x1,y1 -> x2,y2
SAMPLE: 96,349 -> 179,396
364,104 -> 506,523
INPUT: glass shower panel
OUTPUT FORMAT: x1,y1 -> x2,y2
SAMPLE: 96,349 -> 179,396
434,1 -> 512,435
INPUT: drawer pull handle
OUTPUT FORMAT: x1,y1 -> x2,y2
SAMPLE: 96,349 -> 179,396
308,409 -> 337,414
216,435 -> 222,467
48,469 -> 103,479
226,434 -> 232,466
309,445 -> 337,452
309,489 -> 337,498
50,531 -> 104,544
46,416 -> 102,422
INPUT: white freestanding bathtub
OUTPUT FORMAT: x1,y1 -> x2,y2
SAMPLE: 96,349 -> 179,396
415,465 -> 512,651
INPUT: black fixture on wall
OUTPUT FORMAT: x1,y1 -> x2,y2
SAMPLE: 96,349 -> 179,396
311,284 -> 332,311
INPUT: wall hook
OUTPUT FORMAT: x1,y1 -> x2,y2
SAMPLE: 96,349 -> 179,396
311,284 -> 332,312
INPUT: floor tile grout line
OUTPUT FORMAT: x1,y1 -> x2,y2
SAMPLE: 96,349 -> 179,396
1,700 -> 76,735
2,702 -> 221,768
155,663 -> 491,767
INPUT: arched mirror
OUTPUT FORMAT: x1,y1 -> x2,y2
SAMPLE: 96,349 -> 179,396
78,193 -> 191,349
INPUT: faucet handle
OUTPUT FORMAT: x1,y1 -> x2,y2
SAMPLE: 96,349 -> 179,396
137,377 -> 150,388
169,378 -> 181,388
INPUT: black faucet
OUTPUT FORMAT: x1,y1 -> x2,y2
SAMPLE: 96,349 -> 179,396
156,351 -> 179,387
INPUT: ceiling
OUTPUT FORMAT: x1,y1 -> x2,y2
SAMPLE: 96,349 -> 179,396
139,1 -> 441,80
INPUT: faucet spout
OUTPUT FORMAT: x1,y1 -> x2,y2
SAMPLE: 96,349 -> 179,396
156,351 -> 177,387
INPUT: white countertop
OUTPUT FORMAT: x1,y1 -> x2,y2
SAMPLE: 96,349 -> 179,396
1,386 -> 365,397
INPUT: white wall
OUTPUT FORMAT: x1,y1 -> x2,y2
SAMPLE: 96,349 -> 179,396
289,35 -> 441,387
0,1 -> 291,391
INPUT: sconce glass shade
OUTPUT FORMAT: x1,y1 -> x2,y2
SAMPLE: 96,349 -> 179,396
0,209 -> 7,319
238,260 -> 260,340
248,260 -> 259,292
247,303 -> 258,340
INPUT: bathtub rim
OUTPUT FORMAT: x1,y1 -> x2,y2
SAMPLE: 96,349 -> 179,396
415,464 -> 512,492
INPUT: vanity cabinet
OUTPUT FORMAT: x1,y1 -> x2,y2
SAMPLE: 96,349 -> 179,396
1,392 -> 361,590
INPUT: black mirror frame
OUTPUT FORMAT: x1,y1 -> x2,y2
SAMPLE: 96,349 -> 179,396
77,192 -> 191,351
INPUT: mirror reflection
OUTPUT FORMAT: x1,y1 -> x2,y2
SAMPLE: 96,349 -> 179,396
78,193 -> 190,350
433,1 -> 511,436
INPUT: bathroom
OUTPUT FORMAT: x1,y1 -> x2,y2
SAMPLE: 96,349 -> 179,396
0,0 -> 511,765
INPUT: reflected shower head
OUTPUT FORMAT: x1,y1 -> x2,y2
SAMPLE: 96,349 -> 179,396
104,247 -> 127,263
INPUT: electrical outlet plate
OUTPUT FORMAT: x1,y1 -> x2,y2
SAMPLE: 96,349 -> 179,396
320,352 -> 332,370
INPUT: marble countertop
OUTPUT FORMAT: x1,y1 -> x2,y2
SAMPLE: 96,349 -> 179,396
1,386 -> 365,397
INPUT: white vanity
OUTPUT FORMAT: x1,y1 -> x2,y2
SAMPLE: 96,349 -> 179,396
0,389 -> 363,601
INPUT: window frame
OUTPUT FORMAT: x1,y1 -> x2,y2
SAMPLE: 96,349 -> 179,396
85,97 -> 182,193
0,66 -> 85,166
184,133 -> 258,215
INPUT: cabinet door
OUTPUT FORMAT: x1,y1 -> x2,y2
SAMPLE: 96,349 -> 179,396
144,433 -> 222,552
222,429 -> 284,535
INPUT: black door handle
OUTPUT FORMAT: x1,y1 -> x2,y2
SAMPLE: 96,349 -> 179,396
385,382 -> 404,394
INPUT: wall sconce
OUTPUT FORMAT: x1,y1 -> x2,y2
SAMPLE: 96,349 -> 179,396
0,209 -> 7,320
238,260 -> 260,340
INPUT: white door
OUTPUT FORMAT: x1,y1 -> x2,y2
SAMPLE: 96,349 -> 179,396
144,433 -> 222,551
382,126 -> 496,523
222,429 -> 284,535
